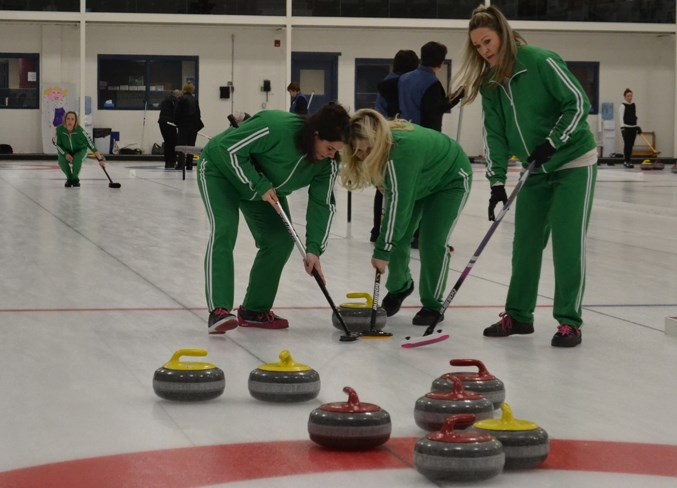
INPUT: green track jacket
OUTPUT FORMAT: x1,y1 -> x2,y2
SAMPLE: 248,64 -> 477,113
54,125 -> 97,156
201,110 -> 338,257
481,45 -> 597,186
374,124 -> 469,260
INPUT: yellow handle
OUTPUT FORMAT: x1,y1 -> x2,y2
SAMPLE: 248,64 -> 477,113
341,292 -> 373,309
163,349 -> 216,371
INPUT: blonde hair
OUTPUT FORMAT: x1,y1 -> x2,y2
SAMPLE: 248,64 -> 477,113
183,82 -> 194,94
454,4 -> 526,104
340,109 -> 412,190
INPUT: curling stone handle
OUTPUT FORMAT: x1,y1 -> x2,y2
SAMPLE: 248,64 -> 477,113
440,414 -> 477,435
343,386 -> 361,407
450,358 -> 489,375
170,349 -> 208,362
345,292 -> 373,308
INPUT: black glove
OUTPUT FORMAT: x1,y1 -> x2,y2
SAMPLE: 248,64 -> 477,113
449,86 -> 465,109
636,127 -> 642,134
488,185 -> 508,221
527,140 -> 556,168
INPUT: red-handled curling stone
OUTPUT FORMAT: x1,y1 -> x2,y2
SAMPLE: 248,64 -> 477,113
332,292 -> 387,333
153,349 -> 225,401
248,350 -> 320,403
431,359 -> 505,409
414,376 -> 494,431
308,386 -> 391,450
471,402 -> 549,470
414,414 -> 505,482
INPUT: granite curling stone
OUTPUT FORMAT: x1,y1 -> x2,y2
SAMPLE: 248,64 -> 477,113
308,386 -> 391,450
471,402 -> 549,470
414,414 -> 505,482
248,349 -> 320,402
415,376 -> 494,431
153,349 -> 225,401
332,292 -> 387,333
431,358 -> 506,409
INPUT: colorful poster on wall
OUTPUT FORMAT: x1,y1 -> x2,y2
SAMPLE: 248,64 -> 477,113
41,83 -> 77,154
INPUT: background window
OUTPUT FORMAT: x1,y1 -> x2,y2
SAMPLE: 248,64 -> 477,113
567,61 -> 599,115
98,55 -> 198,110
0,53 -> 40,109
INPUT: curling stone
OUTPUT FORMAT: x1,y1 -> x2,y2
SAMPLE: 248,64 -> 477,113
641,159 -> 653,170
431,359 -> 505,409
153,349 -> 225,401
308,386 -> 391,450
414,376 -> 494,431
414,414 -> 505,482
248,349 -> 320,402
471,402 -> 549,470
332,292 -> 387,333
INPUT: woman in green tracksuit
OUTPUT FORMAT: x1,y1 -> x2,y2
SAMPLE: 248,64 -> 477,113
197,104 -> 350,335
54,111 -> 105,187
457,5 -> 597,347
341,109 -> 472,326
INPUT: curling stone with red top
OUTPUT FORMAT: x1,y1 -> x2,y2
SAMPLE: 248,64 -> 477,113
332,292 -> 387,333
308,386 -> 391,450
471,402 -> 549,470
414,414 -> 505,481
153,349 -> 225,401
431,358 -> 505,409
248,350 -> 320,402
414,376 -> 494,431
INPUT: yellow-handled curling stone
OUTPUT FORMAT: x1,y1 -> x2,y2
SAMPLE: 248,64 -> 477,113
308,386 -> 391,450
414,414 -> 505,482
153,349 -> 225,401
332,292 -> 387,333
248,350 -> 321,402
471,402 -> 549,470
430,359 -> 505,409
414,376 -> 494,431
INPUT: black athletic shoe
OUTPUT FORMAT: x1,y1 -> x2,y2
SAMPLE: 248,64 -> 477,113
208,308 -> 238,334
624,161 -> 634,168
483,312 -> 534,337
237,306 -> 289,329
381,281 -> 414,317
551,324 -> 582,347
412,307 -> 444,326
65,180 -> 72,188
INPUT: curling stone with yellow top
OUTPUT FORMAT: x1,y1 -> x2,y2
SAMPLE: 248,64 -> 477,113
414,414 -> 505,482
248,350 -> 320,402
308,386 -> 391,450
431,359 -> 505,409
153,349 -> 225,401
471,402 -> 549,470
332,292 -> 387,333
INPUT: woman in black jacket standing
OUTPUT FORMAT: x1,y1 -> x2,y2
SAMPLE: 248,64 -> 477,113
174,82 -> 204,170
158,89 -> 181,169
619,88 -> 640,168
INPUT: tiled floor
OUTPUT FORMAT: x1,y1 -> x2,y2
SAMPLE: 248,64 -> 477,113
0,160 -> 675,487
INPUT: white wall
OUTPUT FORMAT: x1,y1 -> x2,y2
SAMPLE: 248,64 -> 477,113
0,21 -> 674,157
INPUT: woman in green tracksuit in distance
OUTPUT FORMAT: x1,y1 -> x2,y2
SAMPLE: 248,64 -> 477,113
457,5 -> 597,347
197,104 -> 350,334
54,111 -> 105,187
341,109 -> 472,326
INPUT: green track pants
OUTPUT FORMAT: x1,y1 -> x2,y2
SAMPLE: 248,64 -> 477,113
506,164 -> 597,328
386,166 -> 472,312
57,149 -> 88,182
197,158 -> 294,313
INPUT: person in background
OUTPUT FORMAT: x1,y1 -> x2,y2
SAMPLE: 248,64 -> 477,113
619,88 -> 640,168
174,82 -> 204,171
158,89 -> 181,169
370,49 -> 420,243
457,4 -> 597,347
196,104 -> 350,334
54,111 -> 105,187
287,82 -> 309,115
341,109 -> 472,326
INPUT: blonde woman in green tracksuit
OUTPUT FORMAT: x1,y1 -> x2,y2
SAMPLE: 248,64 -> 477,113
457,5 -> 597,347
54,111 -> 105,187
341,109 -> 472,326
197,105 -> 350,335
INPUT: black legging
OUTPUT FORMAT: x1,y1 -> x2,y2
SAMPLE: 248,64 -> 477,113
177,129 -> 198,168
621,127 -> 638,163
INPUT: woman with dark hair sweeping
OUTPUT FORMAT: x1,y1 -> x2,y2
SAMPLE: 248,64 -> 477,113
197,104 -> 350,334
341,109 -> 472,326
456,5 -> 597,347
54,111 -> 105,187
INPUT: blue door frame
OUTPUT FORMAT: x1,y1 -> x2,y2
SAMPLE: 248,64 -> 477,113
291,52 -> 339,113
